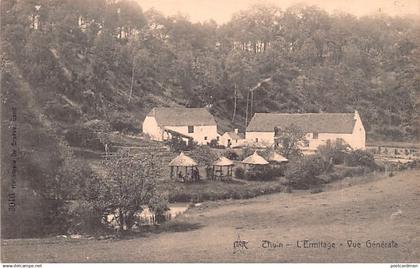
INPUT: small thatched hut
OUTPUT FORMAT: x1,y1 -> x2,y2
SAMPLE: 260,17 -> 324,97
211,156 -> 234,181
242,151 -> 269,171
169,152 -> 199,182
267,151 -> 288,165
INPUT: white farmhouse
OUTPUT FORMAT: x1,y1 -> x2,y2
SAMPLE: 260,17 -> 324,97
246,111 -> 366,152
220,129 -> 245,148
142,107 -> 219,145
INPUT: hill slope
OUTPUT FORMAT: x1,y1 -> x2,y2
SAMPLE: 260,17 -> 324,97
2,169 -> 419,262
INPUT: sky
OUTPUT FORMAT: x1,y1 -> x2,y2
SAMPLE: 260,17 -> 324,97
136,0 -> 420,23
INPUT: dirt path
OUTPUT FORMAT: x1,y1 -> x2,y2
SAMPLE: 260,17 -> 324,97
2,169 -> 420,262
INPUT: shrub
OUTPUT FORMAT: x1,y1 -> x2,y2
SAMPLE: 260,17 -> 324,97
166,136 -> 196,152
243,166 -> 282,181
344,150 -> 377,170
64,125 -> 105,151
187,145 -> 218,166
234,167 -> 245,179
317,139 -> 350,164
285,155 -> 330,189
109,112 -> 139,133
334,165 -> 366,178
310,187 -> 323,194
224,149 -> 239,160
148,194 -> 170,224
209,139 -> 225,149
45,101 -> 81,124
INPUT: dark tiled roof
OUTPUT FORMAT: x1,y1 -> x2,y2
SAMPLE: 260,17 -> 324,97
246,113 -> 356,134
147,107 -> 217,126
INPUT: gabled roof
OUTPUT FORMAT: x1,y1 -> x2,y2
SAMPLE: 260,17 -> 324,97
246,112 -> 357,134
169,152 -> 198,167
147,107 -> 217,127
224,131 -> 245,140
242,151 -> 269,165
213,156 -> 234,166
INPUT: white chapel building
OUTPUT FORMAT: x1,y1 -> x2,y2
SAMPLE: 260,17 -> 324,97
142,107 -> 219,145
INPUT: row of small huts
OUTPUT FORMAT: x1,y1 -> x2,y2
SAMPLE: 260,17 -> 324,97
169,151 -> 288,182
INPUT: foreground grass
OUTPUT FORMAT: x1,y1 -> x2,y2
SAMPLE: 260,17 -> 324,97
3,169 -> 419,262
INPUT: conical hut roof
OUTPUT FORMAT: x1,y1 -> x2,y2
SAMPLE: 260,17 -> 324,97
169,152 -> 198,167
242,151 -> 269,165
267,151 -> 288,163
213,156 -> 234,166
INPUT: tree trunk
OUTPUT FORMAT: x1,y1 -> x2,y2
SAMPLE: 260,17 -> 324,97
128,57 -> 135,103
232,84 -> 237,122
250,90 -> 254,119
245,91 -> 250,128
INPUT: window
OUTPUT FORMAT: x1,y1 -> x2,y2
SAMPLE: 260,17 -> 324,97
313,132 -> 319,139
188,126 -> 194,133
204,136 -> 207,140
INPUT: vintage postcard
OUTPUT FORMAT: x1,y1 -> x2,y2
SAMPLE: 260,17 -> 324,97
1,0 -> 419,265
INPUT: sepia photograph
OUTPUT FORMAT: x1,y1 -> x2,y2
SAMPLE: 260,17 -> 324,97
1,0 -> 419,265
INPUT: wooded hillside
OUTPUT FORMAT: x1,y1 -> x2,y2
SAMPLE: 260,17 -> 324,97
1,0 -> 419,238
2,0 -> 419,140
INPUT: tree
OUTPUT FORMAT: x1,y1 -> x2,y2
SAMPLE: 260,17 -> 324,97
285,155 -> 329,189
89,150 -> 162,233
274,124 -> 306,159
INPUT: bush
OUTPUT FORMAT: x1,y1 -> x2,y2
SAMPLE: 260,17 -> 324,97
209,139 -> 225,149
109,112 -> 139,133
317,139 -> 350,165
224,149 -> 239,160
243,166 -> 282,181
344,150 -> 377,170
285,155 -> 330,189
335,165 -> 366,177
320,166 -> 367,183
234,167 -> 245,179
45,101 -> 81,124
65,125 -> 105,151
187,146 -> 218,166
166,136 -> 196,153
148,194 -> 170,224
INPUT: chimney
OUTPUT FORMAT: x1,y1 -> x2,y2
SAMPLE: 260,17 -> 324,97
234,128 -> 239,134
354,110 -> 359,119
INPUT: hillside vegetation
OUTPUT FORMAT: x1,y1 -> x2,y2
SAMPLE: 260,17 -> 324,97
1,0 -> 419,238
2,0 -> 419,137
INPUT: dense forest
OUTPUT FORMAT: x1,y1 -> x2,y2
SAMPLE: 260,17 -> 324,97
2,0 -> 420,137
1,0 -> 419,237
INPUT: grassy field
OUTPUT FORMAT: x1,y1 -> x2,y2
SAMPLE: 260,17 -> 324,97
2,169 -> 420,262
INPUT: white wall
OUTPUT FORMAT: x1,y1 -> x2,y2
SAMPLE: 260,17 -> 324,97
350,112 -> 366,149
308,132 -> 353,149
246,113 -> 366,151
246,132 -> 275,147
142,116 -> 163,141
164,125 -> 218,145
220,133 -> 245,148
